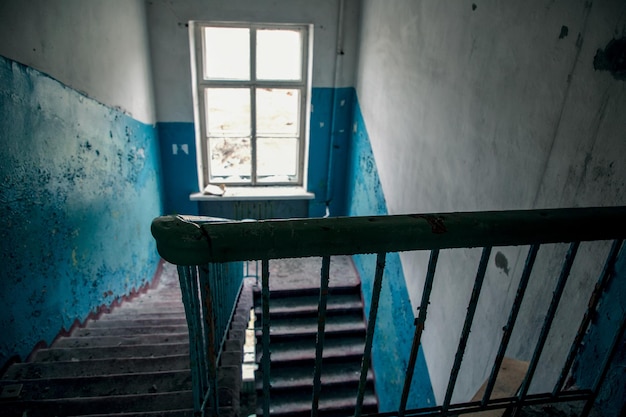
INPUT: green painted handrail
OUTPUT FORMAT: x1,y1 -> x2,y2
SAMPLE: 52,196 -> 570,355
151,206 -> 626,265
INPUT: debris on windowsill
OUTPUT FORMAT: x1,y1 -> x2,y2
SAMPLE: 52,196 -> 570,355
203,184 -> 226,196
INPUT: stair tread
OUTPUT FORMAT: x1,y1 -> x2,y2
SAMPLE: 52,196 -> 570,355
254,293 -> 363,316
87,318 -> 187,328
53,333 -> 189,348
256,314 -> 365,338
1,390 -> 193,417
257,336 -> 365,364
256,362 -> 374,390
257,387 -> 377,416
73,325 -> 189,337
0,369 -> 191,400
2,355 -> 190,379
33,343 -> 189,362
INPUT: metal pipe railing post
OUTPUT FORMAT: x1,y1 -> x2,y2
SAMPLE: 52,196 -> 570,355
261,259 -> 271,417
399,249 -> 440,416
553,239 -> 623,395
513,242 -> 580,417
354,252 -> 386,417
442,246 -> 492,410
311,256 -> 331,416
482,244 -> 540,406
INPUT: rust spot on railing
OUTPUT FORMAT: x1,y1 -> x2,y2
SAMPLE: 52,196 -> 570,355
410,214 -> 448,234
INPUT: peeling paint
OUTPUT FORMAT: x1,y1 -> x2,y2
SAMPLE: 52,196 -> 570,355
345,95 -> 435,410
0,55 -> 163,369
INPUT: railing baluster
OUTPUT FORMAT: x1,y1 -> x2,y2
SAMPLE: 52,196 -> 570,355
580,312 -> 626,417
261,259 -> 271,417
311,256 -> 332,417
443,246 -> 492,410
553,239 -> 623,396
482,244 -> 540,406
355,252 -> 387,417
177,265 -> 204,415
513,241 -> 580,416
399,249 -> 440,417
198,265 -> 219,416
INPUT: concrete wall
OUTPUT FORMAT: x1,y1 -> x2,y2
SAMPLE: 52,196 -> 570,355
0,0 -> 156,124
354,0 -> 626,404
146,0 -> 360,216
0,1 -> 162,370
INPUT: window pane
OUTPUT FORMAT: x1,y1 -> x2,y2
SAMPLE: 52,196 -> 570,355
256,29 -> 302,80
205,88 -> 250,136
257,137 -> 298,182
203,27 -> 250,80
256,88 -> 299,136
209,137 -> 251,183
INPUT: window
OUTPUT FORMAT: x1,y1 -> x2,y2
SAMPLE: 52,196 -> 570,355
190,22 -> 311,190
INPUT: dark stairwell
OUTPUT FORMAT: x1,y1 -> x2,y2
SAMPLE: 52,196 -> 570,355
0,263 -> 196,417
252,256 -> 378,417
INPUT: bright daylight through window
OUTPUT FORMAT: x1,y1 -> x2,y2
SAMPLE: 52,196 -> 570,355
190,23 -> 310,191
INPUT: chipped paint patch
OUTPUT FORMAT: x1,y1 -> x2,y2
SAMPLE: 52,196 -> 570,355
0,55 -> 163,369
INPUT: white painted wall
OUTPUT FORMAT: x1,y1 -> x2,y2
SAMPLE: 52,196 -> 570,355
0,0 -> 156,124
355,0 -> 626,404
146,0 -> 359,122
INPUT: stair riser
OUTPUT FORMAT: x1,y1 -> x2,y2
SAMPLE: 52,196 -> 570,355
1,390 -> 193,417
73,325 -> 189,337
87,318 -> 187,328
53,334 -> 189,348
33,344 -> 190,362
0,370 -> 191,400
3,356 -> 190,379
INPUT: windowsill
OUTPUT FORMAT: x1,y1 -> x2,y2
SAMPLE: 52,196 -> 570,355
190,186 -> 315,201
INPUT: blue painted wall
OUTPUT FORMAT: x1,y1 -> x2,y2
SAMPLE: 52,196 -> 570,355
158,87 -> 354,218
345,94 -> 436,411
0,55 -> 163,369
157,122 -> 198,216
573,245 -> 626,416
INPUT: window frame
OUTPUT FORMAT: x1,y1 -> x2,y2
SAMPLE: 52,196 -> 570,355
189,21 -> 312,191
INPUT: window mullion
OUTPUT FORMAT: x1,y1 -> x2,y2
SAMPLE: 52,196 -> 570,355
250,28 -> 257,186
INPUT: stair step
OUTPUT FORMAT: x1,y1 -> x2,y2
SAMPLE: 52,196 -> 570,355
1,390 -> 193,417
72,325 -> 189,337
97,312 -> 186,323
256,386 -> 377,417
87,318 -> 187,328
0,369 -> 191,400
67,410 -> 194,417
65,408 -> 194,417
2,355 -> 190,379
253,284 -> 362,300
53,333 -> 189,348
33,343 -> 190,362
256,314 -> 366,340
254,293 -> 363,318
256,335 -> 365,365
255,361 -> 374,391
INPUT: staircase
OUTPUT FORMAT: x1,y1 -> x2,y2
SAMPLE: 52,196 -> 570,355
0,263 -> 195,417
253,256 -> 378,417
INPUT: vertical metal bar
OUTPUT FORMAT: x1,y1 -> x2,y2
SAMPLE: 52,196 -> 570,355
482,244 -> 540,406
443,246 -> 492,410
311,256 -> 332,417
399,249 -> 440,417
553,239 -> 623,395
261,259 -> 271,417
354,252 -> 386,417
199,265 -> 219,416
514,241 -> 580,414
178,266 -> 204,415
580,312 -> 626,417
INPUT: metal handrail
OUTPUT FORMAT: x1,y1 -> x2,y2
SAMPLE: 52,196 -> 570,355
151,206 -> 626,417
152,206 -> 626,264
